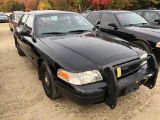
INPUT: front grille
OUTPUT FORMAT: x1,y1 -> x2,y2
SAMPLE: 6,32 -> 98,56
115,63 -> 140,79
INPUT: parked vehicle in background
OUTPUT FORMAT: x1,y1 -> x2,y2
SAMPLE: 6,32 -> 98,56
81,10 -> 91,17
0,12 -> 8,23
134,9 -> 160,26
13,10 -> 159,109
9,11 -> 24,31
4,12 -> 12,17
86,10 -> 160,56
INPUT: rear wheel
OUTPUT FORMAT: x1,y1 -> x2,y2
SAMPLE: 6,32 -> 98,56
40,62 -> 60,99
9,24 -> 13,31
10,27 -> 13,31
133,41 -> 152,54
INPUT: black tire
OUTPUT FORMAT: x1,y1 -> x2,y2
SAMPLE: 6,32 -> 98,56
16,43 -> 25,56
40,62 -> 60,99
10,27 -> 13,31
9,24 -> 13,31
133,41 -> 152,54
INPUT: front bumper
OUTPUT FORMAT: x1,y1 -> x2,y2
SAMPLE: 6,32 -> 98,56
56,54 -> 159,109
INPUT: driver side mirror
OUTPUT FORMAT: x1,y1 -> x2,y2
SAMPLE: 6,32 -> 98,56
94,20 -> 101,28
16,27 -> 31,37
108,23 -> 119,30
154,19 -> 160,24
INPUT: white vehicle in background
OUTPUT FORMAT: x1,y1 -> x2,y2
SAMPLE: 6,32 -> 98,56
0,12 -> 8,23
9,11 -> 24,31
4,12 -> 12,17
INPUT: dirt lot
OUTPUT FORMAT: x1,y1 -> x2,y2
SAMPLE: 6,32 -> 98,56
0,23 -> 160,120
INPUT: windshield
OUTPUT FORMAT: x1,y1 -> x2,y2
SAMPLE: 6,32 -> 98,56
16,14 -> 23,21
116,12 -> 148,26
36,13 -> 94,36
0,13 -> 6,16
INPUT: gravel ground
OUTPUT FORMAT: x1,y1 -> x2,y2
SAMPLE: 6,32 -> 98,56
0,23 -> 160,120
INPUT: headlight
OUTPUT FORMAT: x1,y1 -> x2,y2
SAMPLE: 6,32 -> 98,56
57,69 -> 103,85
156,42 -> 160,48
140,53 -> 148,66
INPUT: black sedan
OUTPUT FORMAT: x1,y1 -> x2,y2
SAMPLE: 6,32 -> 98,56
86,10 -> 160,56
134,9 -> 160,26
14,10 -> 159,109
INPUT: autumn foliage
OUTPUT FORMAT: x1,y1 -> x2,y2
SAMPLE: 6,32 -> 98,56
0,0 -> 5,4
0,0 -> 159,12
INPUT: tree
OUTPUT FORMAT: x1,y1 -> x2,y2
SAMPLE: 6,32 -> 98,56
38,0 -> 53,10
24,0 -> 38,11
0,0 -> 5,4
129,0 -> 160,10
107,0 -> 134,9
0,0 -> 23,12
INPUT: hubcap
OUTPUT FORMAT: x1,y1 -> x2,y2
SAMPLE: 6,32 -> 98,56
43,70 -> 51,95
44,74 -> 49,86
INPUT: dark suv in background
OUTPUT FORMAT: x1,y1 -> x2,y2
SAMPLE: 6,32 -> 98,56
134,9 -> 160,26
85,10 -> 160,56
9,11 -> 24,31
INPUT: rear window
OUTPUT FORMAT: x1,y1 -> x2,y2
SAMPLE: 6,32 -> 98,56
0,13 -> 6,16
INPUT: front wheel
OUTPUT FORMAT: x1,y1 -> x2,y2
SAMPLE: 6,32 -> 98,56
40,62 -> 60,99
9,24 -> 13,31
133,41 -> 152,54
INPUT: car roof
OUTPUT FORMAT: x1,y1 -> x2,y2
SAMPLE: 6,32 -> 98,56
134,9 -> 160,12
13,11 -> 23,13
90,10 -> 132,13
29,10 -> 76,15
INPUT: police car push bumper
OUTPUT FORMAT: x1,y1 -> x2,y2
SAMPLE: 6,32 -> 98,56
103,54 -> 159,109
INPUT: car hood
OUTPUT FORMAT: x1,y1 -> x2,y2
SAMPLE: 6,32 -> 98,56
39,33 -> 141,72
124,24 -> 160,38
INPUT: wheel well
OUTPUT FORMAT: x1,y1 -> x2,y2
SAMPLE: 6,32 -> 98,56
133,40 -> 153,53
133,39 -> 151,48
37,58 -> 44,80
38,59 -> 60,80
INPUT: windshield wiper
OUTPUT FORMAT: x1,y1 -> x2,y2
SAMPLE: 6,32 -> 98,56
123,24 -> 135,26
68,30 -> 92,33
136,23 -> 149,25
41,32 -> 66,35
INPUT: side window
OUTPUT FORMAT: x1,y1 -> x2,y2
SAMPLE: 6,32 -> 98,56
25,15 -> 34,33
89,12 -> 101,25
18,14 -> 28,29
135,11 -> 142,16
144,12 -> 160,22
86,13 -> 92,21
100,13 -> 117,26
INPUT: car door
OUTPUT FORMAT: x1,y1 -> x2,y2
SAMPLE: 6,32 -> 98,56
97,12 -> 122,38
20,14 -> 37,64
143,11 -> 160,25
15,14 -> 28,49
